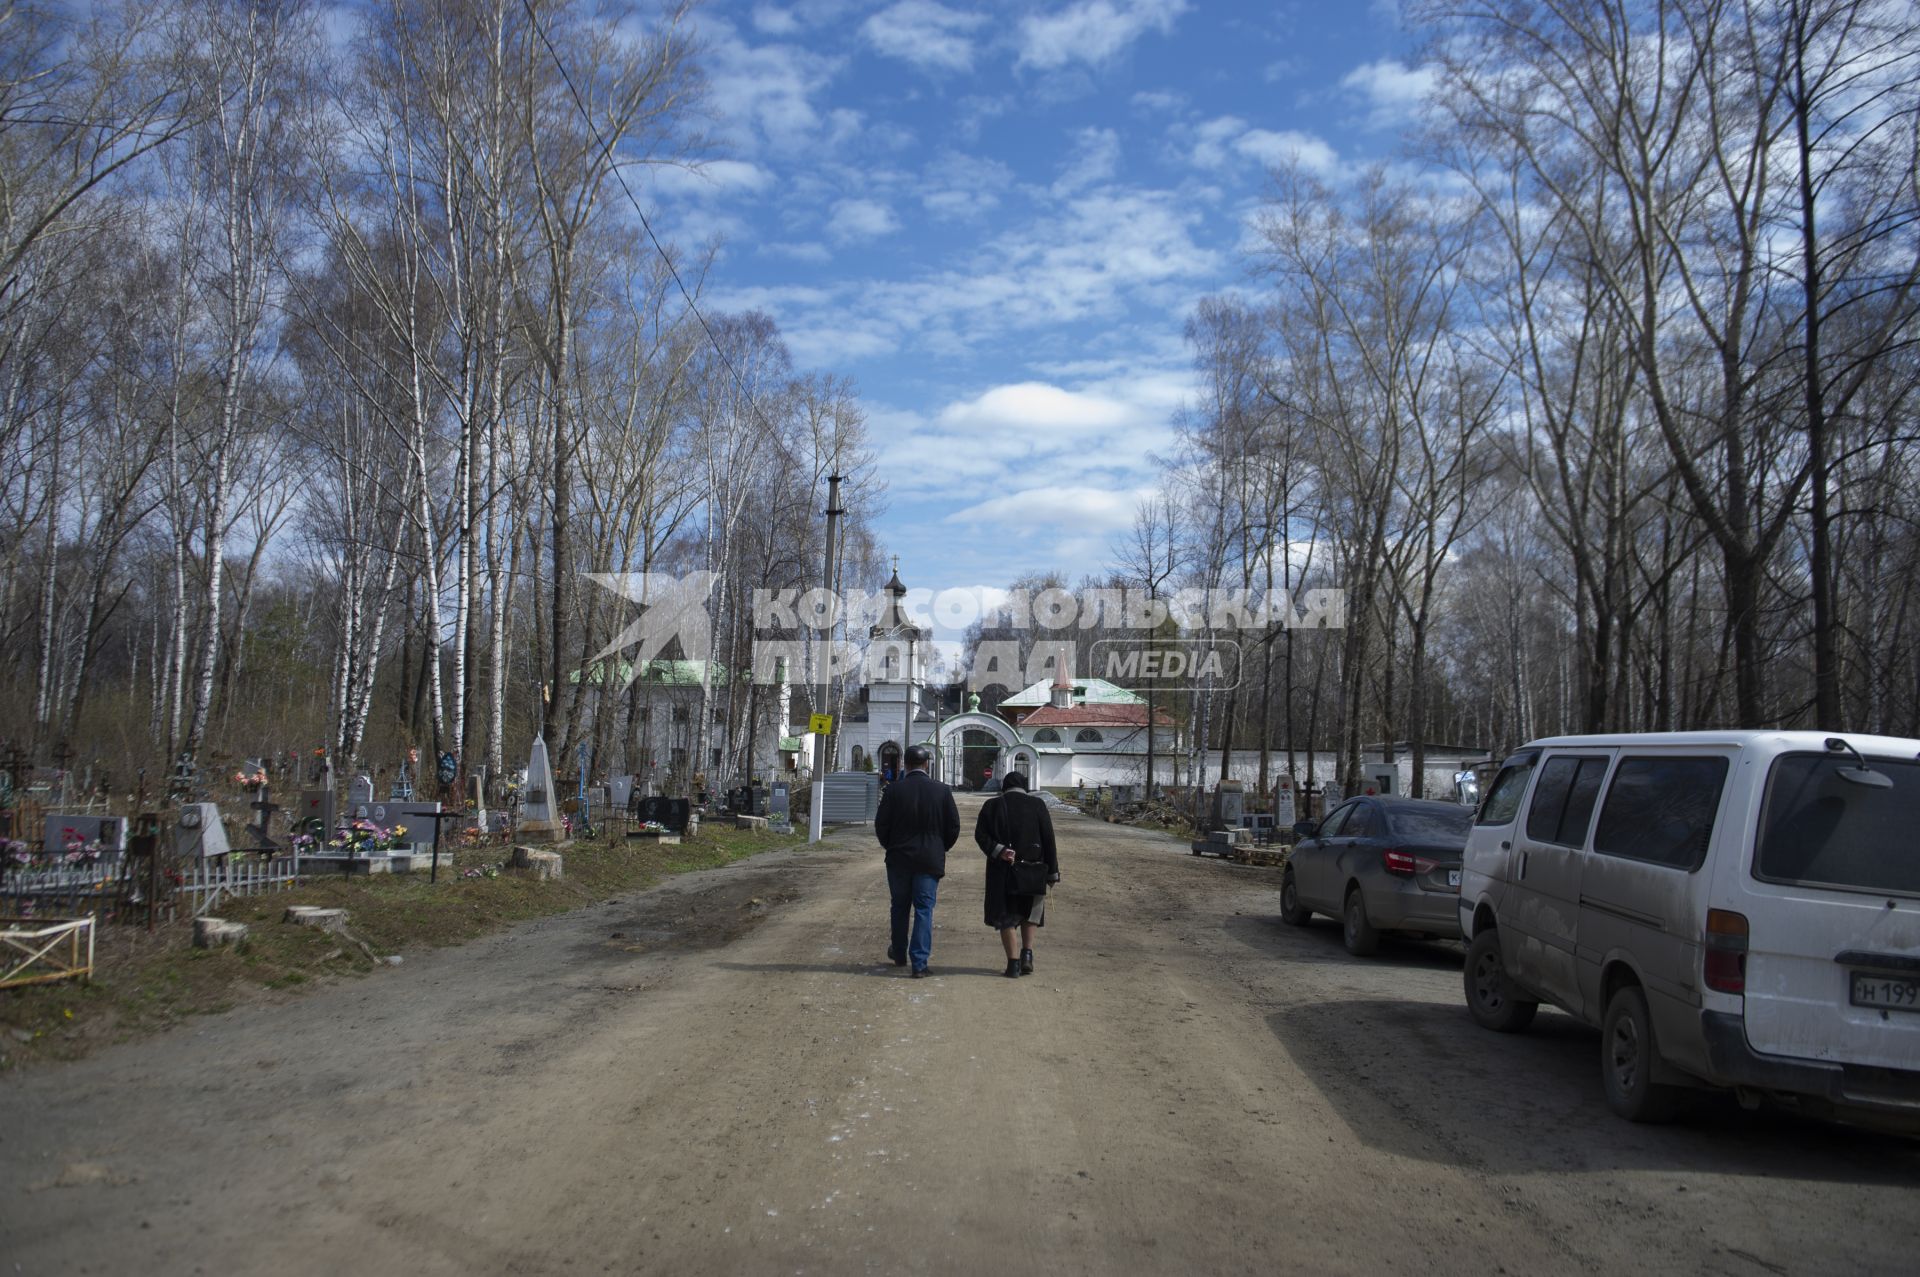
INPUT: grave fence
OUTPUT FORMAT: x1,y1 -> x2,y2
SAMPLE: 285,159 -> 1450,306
2,853 -> 307,925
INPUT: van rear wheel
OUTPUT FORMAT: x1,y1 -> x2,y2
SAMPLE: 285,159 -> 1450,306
1465,928 -> 1537,1032
1601,986 -> 1686,1123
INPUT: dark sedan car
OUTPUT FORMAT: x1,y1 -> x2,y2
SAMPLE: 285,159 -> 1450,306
1281,795 -> 1473,956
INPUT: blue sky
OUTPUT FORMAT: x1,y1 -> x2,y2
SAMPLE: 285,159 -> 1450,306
641,0 -> 1431,598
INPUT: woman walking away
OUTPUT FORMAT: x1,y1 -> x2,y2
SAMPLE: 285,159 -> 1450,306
973,771 -> 1060,978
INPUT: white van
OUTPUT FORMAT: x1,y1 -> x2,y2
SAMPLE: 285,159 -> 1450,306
1458,731 -> 1920,1126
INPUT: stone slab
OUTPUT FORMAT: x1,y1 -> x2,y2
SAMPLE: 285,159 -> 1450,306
284,906 -> 348,931
194,917 -> 248,948
735,815 -> 767,831
297,854 -> 392,875
510,846 -> 563,880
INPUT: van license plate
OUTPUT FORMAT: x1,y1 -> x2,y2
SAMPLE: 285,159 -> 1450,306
1850,972 -> 1920,1011
1447,870 -> 1461,888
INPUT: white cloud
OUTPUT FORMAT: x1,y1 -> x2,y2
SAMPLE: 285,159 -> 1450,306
1052,126 -> 1120,196
1235,128 -> 1340,175
1189,116 -> 1340,177
919,150 -> 1014,221
1130,89 -> 1186,115
761,240 -> 833,263
764,186 -> 1220,365
827,197 -> 901,242
646,160 -> 774,198
1017,0 -> 1189,71
938,382 -> 1137,433
945,484 -> 1152,531
752,5 -> 800,35
862,1 -> 989,73
1340,58 -> 1437,129
702,28 -> 844,154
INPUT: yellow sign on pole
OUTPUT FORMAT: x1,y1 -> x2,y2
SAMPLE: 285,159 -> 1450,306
808,713 -> 834,735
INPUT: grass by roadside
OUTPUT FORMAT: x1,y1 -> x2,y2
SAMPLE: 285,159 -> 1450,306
0,823 -> 805,1073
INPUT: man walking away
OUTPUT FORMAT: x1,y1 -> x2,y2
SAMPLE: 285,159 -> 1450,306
874,744 -> 959,978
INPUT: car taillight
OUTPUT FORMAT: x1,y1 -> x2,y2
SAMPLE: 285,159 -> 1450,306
1382,849 -> 1438,877
1704,908 -> 1749,994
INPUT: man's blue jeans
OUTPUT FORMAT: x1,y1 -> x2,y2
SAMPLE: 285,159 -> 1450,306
887,864 -> 940,971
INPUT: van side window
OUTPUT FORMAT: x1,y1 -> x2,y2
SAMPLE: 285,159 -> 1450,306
1317,805 -> 1351,838
1591,756 -> 1730,870
1477,758 -> 1536,826
1345,804 -> 1378,837
1525,756 -> 1608,847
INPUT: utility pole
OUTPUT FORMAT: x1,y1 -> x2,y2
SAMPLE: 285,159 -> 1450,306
808,473 -> 843,844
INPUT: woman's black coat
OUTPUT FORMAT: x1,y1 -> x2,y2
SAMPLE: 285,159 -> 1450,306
973,790 -> 1059,926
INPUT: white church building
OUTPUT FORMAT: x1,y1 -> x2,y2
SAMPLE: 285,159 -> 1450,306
822,566 -> 1180,790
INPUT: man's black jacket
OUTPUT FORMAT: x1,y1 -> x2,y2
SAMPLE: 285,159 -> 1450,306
874,769 -> 961,878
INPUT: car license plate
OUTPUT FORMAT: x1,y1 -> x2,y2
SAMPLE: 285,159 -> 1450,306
1850,971 -> 1920,1011
1447,869 -> 1461,889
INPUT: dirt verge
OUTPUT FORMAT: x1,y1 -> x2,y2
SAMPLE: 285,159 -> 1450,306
0,822 -> 801,1071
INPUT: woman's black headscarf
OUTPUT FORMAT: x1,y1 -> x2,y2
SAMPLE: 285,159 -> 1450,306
1001,770 -> 1030,791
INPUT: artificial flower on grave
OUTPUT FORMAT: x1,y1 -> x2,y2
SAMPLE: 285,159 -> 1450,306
327,819 -> 402,855
233,767 -> 268,791
4,838 -> 34,868
289,832 -> 322,856
61,827 -> 103,864
636,820 -> 669,833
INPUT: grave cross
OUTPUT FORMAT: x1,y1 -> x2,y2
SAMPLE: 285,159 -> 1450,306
166,753 -> 198,803
247,784 -> 282,850
50,739 -> 74,805
417,809 -> 468,884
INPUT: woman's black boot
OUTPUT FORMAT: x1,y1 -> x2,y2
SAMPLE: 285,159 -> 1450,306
1004,958 -> 1022,978
1020,948 -> 1034,975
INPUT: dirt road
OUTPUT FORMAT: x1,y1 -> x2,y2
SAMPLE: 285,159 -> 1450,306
5,797 -> 1917,1274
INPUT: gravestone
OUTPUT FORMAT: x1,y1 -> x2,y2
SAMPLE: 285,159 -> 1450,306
634,795 -> 690,834
609,774 -> 634,812
297,759 -> 337,835
348,774 -> 375,810
1273,775 -> 1298,830
1362,763 -> 1397,797
173,802 -> 230,859
42,813 -> 128,855
360,798 -> 441,867
468,770 -> 489,827
1321,781 -> 1342,808
519,738 -> 562,837
1209,780 -> 1246,832
362,799 -> 443,862
768,782 -> 790,823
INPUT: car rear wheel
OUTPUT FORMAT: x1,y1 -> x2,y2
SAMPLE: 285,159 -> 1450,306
1465,928 -> 1537,1032
1280,869 -> 1312,926
1342,887 -> 1380,956
1601,986 -> 1686,1123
